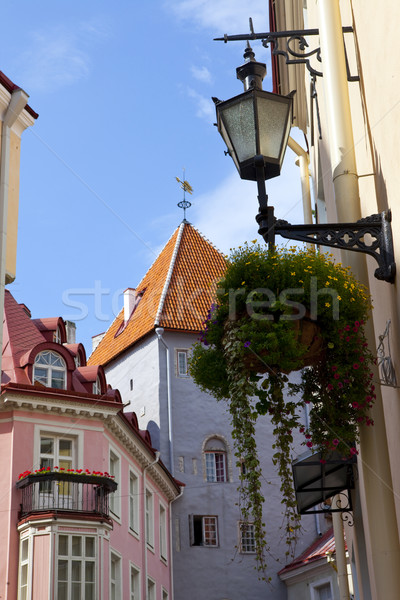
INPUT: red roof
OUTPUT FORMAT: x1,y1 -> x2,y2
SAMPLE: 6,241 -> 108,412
88,222 -> 226,366
279,527 -> 341,575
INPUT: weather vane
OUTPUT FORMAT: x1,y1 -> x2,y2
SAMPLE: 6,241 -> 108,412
176,170 -> 193,221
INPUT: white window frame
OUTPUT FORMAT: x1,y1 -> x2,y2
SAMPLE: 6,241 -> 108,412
147,577 -> 156,600
159,503 -> 167,562
190,515 -> 219,547
18,536 -> 32,600
34,425 -> 83,471
129,563 -> 141,600
110,550 -> 122,600
56,533 -> 96,600
239,521 -> 256,554
109,447 -> 121,519
205,451 -> 227,483
145,488 -> 154,549
161,588 -> 169,600
129,468 -> 140,537
33,350 -> 67,390
310,577 -> 334,600
175,349 -> 189,377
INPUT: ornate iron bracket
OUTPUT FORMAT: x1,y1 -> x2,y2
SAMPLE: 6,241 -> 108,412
256,207 -> 396,283
215,24 -> 359,82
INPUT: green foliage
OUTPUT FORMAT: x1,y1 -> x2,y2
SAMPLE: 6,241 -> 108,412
189,243 -> 374,576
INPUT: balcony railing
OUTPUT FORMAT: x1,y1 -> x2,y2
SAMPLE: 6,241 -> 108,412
16,472 -> 118,520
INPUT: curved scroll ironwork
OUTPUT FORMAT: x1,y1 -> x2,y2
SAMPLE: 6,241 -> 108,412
262,33 -> 323,78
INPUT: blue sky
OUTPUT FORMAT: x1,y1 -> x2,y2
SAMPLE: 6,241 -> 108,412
3,0 -> 306,355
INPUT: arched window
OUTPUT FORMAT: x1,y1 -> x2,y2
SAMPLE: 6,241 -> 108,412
204,437 -> 228,483
33,351 -> 66,389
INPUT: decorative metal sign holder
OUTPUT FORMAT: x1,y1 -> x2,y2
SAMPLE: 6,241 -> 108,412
215,20 -> 396,283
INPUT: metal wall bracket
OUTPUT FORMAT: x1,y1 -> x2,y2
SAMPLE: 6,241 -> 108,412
256,208 -> 396,283
215,24 -> 359,82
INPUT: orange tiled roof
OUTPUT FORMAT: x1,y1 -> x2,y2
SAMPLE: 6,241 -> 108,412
88,222 -> 226,367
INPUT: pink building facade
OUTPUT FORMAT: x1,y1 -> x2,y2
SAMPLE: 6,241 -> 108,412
1,290 -> 181,599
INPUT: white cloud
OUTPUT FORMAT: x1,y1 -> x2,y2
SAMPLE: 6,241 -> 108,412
191,65 -> 212,83
191,152 -> 306,254
187,88 -> 215,122
16,21 -> 110,93
164,0 -> 268,33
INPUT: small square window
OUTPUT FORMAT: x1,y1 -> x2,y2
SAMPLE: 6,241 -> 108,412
239,522 -> 256,553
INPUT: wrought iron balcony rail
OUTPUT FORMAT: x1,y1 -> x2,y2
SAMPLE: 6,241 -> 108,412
16,472 -> 117,520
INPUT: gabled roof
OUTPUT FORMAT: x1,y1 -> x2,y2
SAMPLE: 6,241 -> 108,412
88,222 -> 226,366
278,527 -> 339,576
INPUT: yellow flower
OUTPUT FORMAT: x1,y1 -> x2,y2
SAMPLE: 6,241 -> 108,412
325,281 -> 330,286
291,272 -> 296,276
337,295 -> 342,301
251,239 -> 257,244
325,302 -> 331,307
241,281 -> 246,285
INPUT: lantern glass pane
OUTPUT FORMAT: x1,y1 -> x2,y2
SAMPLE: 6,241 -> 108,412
257,96 -> 291,161
220,97 -> 256,163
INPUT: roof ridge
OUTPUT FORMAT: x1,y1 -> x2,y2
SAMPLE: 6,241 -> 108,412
154,221 -> 185,326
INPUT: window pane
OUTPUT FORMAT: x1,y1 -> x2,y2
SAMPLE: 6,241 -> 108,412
85,561 -> 95,583
58,536 -> 68,556
35,351 -> 50,365
85,582 -> 95,600
203,517 -> 217,546
34,367 -> 48,385
59,439 -> 72,456
20,563 -> 28,587
71,561 -> 81,582
52,370 -> 65,389
58,559 -> 68,581
205,454 -> 216,482
86,537 -> 95,558
21,539 -> 29,562
50,352 -> 65,367
177,351 -> 188,375
215,453 -> 226,482
71,582 -> 81,600
58,581 -> 68,600
72,537 -> 82,557
41,437 -> 54,455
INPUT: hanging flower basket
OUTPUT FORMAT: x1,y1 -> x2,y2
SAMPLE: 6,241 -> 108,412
190,243 -> 374,577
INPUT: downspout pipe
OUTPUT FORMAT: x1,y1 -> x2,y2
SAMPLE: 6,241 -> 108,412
169,486 -> 184,600
287,136 -> 313,226
155,327 -> 174,476
332,498 -> 351,600
318,2 -> 400,598
143,451 -> 160,600
0,89 -> 29,378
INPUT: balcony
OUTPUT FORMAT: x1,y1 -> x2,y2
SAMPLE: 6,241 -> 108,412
16,472 -> 118,522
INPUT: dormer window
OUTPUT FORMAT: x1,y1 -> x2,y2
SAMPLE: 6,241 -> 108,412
33,351 -> 66,389
92,376 -> 101,395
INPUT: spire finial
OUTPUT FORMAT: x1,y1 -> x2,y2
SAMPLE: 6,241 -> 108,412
176,169 -> 193,221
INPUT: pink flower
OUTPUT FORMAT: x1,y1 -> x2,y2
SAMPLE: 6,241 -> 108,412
354,321 -> 360,327
346,336 -> 351,342
331,365 -> 338,372
332,438 -> 339,446
352,402 -> 359,409
320,459 -> 326,464
327,384 -> 334,391
350,447 -> 358,455
353,363 -> 360,370
334,373 -> 340,379
306,441 -> 313,448
299,427 -> 305,434
345,325 -> 351,331
338,382 -> 343,389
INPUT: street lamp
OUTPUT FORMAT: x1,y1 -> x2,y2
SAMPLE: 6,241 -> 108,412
213,45 -> 396,282
214,44 -> 292,183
